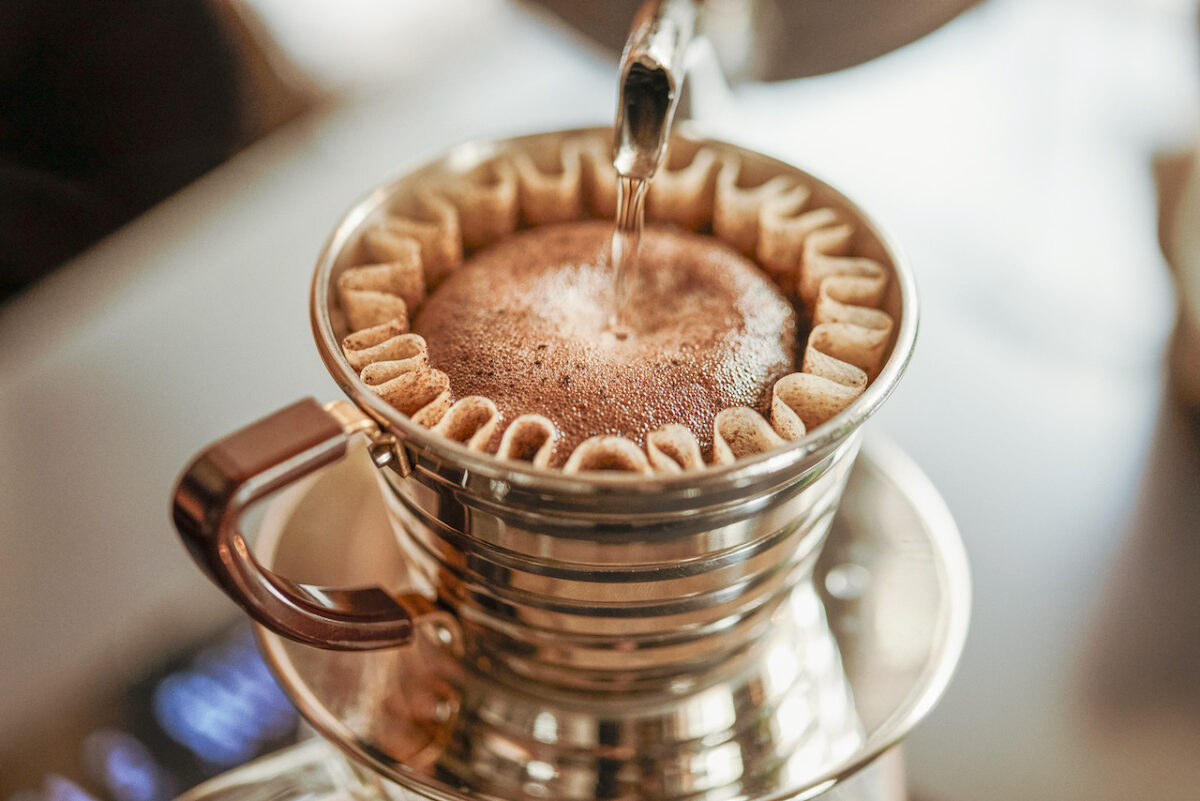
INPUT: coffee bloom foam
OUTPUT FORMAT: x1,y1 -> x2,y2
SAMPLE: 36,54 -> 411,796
334,133 -> 895,473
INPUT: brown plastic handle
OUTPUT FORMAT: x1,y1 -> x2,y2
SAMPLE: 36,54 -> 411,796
171,398 -> 436,650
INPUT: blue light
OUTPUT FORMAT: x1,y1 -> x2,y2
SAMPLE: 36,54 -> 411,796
82,730 -> 171,801
153,673 -> 258,766
150,626 -> 297,767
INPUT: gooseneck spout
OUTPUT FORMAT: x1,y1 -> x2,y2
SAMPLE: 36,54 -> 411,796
613,0 -> 697,181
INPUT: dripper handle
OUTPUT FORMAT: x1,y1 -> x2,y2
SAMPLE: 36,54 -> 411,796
171,398 -> 440,650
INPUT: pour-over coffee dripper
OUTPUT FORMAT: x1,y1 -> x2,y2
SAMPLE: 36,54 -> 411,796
169,120 -> 957,799
168,3 -> 969,799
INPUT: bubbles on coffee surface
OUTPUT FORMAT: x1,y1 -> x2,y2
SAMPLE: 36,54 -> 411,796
414,220 -> 796,464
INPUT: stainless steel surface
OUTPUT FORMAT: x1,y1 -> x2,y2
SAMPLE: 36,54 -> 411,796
252,438 -> 967,801
174,739 -> 371,801
172,740 -> 909,801
376,435 -> 856,690
613,0 -> 696,179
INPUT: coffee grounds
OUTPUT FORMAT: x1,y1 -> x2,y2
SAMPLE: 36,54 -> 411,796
414,221 -> 798,465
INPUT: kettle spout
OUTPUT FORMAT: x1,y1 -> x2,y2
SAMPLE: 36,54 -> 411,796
613,0 -> 697,180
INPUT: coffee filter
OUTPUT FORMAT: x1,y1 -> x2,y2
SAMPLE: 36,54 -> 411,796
313,128 -> 912,478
